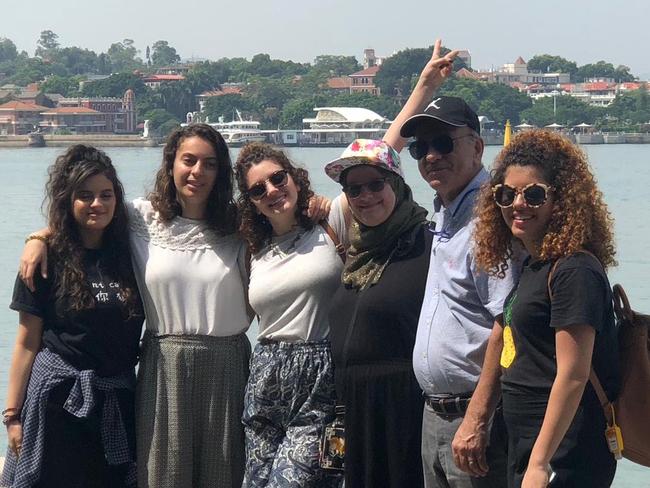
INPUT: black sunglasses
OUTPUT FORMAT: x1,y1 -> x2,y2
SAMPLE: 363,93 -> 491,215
342,178 -> 387,199
247,170 -> 289,200
408,134 -> 475,160
492,183 -> 553,208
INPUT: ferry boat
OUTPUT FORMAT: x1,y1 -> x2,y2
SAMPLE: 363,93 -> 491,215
208,110 -> 266,146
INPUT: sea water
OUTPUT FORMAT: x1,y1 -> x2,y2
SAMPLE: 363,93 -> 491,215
0,145 -> 648,485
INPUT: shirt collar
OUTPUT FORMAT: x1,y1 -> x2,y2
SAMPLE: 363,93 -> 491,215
433,166 -> 489,217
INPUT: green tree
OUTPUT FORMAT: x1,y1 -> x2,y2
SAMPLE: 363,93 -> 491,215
375,45 -> 467,98
143,108 -> 179,136
52,47 -> 100,75
35,30 -> 59,58
203,94 -> 256,123
106,39 -> 143,72
607,84 -> 650,125
279,95 -> 329,129
151,40 -> 180,66
0,38 -> 18,62
520,95 -> 604,127
527,55 -> 578,78
312,55 -> 361,76
81,72 -> 147,97
437,77 -> 532,125
185,60 -> 231,93
374,48 -> 430,97
575,61 -> 635,82
158,80 -> 195,119
247,54 -> 308,78
40,74 -> 83,96
6,57 -> 51,85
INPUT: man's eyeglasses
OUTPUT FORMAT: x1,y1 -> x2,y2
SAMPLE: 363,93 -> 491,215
247,170 -> 289,200
408,134 -> 475,160
342,178 -> 387,199
492,183 -> 552,209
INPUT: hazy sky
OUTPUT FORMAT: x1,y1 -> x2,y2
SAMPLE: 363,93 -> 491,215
3,0 -> 650,78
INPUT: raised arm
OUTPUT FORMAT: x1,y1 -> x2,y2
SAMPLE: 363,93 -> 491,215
383,39 -> 459,152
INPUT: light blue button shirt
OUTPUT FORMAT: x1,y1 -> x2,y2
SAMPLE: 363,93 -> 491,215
413,168 -> 519,396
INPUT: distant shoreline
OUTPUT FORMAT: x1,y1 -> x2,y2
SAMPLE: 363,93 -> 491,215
0,134 -> 160,148
1,132 -> 650,148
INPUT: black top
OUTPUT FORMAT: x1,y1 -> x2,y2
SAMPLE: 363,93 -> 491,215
501,253 -> 620,408
330,224 -> 432,396
11,248 -> 144,377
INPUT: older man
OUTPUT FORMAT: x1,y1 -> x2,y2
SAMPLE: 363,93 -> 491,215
397,96 -> 517,488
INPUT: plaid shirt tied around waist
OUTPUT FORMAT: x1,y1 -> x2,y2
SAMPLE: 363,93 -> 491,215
1,348 -> 136,488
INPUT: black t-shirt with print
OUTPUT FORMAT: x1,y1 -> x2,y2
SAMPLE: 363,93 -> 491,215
10,248 -> 144,377
500,253 -> 620,410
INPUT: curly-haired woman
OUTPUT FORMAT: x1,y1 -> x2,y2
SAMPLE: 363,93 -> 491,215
2,145 -> 143,488
18,125 -> 253,488
234,142 -> 347,487
472,129 -> 620,488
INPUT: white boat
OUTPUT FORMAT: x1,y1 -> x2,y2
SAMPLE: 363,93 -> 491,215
208,110 -> 266,145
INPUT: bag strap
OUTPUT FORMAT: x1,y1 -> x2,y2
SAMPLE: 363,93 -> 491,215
612,283 -> 635,324
546,250 -> 613,422
320,221 -> 346,263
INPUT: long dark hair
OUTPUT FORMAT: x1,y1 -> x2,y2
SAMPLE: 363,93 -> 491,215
149,124 -> 238,235
45,144 -> 139,315
234,142 -> 314,253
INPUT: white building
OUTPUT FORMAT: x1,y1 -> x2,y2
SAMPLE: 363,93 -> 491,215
482,57 -> 571,85
302,107 -> 389,145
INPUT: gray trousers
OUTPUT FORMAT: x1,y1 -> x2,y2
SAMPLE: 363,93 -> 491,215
422,403 -> 508,488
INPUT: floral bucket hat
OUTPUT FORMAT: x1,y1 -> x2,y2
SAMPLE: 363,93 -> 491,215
324,139 -> 403,183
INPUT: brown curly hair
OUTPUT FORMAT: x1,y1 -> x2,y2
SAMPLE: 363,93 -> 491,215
45,145 -> 140,316
473,129 -> 616,277
234,142 -> 314,254
149,124 -> 238,235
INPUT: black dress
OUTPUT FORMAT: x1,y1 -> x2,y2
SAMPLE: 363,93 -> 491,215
8,249 -> 144,488
501,253 -> 620,488
329,224 -> 431,488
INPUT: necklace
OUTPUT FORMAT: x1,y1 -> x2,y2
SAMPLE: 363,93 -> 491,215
268,227 -> 306,258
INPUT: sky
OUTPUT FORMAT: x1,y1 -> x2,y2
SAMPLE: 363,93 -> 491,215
3,0 -> 650,79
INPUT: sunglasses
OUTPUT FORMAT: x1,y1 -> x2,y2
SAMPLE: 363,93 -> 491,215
342,178 -> 387,199
408,134 -> 475,160
492,183 -> 553,208
247,169 -> 289,200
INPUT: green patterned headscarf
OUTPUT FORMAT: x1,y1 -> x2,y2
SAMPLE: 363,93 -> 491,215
342,175 -> 427,289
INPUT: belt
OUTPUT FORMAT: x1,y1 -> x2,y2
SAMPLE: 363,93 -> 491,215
424,394 -> 472,417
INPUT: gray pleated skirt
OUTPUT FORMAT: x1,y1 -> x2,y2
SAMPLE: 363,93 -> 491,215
135,332 -> 251,488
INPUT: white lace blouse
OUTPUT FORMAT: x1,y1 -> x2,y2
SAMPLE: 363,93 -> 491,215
128,198 -> 250,336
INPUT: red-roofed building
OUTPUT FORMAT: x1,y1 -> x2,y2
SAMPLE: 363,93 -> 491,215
619,82 -> 643,92
56,93 -> 136,133
0,101 -> 49,135
40,106 -> 109,133
350,65 -> 380,95
325,76 -> 352,92
142,74 -> 185,90
455,68 -> 481,80
196,84 -> 245,112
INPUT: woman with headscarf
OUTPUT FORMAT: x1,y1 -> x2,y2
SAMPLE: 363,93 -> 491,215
324,139 -> 430,488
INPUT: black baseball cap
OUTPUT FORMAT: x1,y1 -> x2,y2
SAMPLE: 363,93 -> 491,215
400,96 -> 481,137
